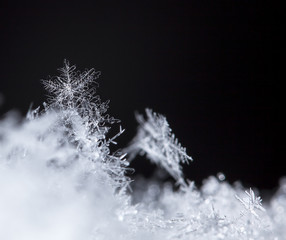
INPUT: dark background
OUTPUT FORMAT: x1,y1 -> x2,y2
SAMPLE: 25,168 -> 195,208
0,1 -> 283,190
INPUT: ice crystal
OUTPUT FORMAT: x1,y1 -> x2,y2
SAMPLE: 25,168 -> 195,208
42,59 -> 101,110
126,108 -> 192,184
235,188 -> 265,219
41,60 -> 128,190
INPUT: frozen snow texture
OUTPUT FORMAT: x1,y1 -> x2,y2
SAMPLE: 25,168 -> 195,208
0,61 -> 285,240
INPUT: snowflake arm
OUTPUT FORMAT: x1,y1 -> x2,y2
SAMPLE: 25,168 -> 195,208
235,188 -> 265,218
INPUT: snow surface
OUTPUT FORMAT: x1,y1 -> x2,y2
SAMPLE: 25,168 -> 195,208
0,61 -> 285,239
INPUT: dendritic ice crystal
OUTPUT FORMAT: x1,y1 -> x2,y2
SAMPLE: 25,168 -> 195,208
0,61 -> 285,240
126,108 -> 192,184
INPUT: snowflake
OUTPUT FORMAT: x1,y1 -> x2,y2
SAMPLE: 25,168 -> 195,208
42,59 -> 101,110
127,108 -> 192,184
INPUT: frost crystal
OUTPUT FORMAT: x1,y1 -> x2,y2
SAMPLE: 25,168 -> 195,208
126,108 -> 192,184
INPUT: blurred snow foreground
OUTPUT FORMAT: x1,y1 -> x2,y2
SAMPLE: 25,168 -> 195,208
0,61 -> 285,240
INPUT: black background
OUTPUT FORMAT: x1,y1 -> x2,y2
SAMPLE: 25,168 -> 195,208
0,1 -> 283,190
